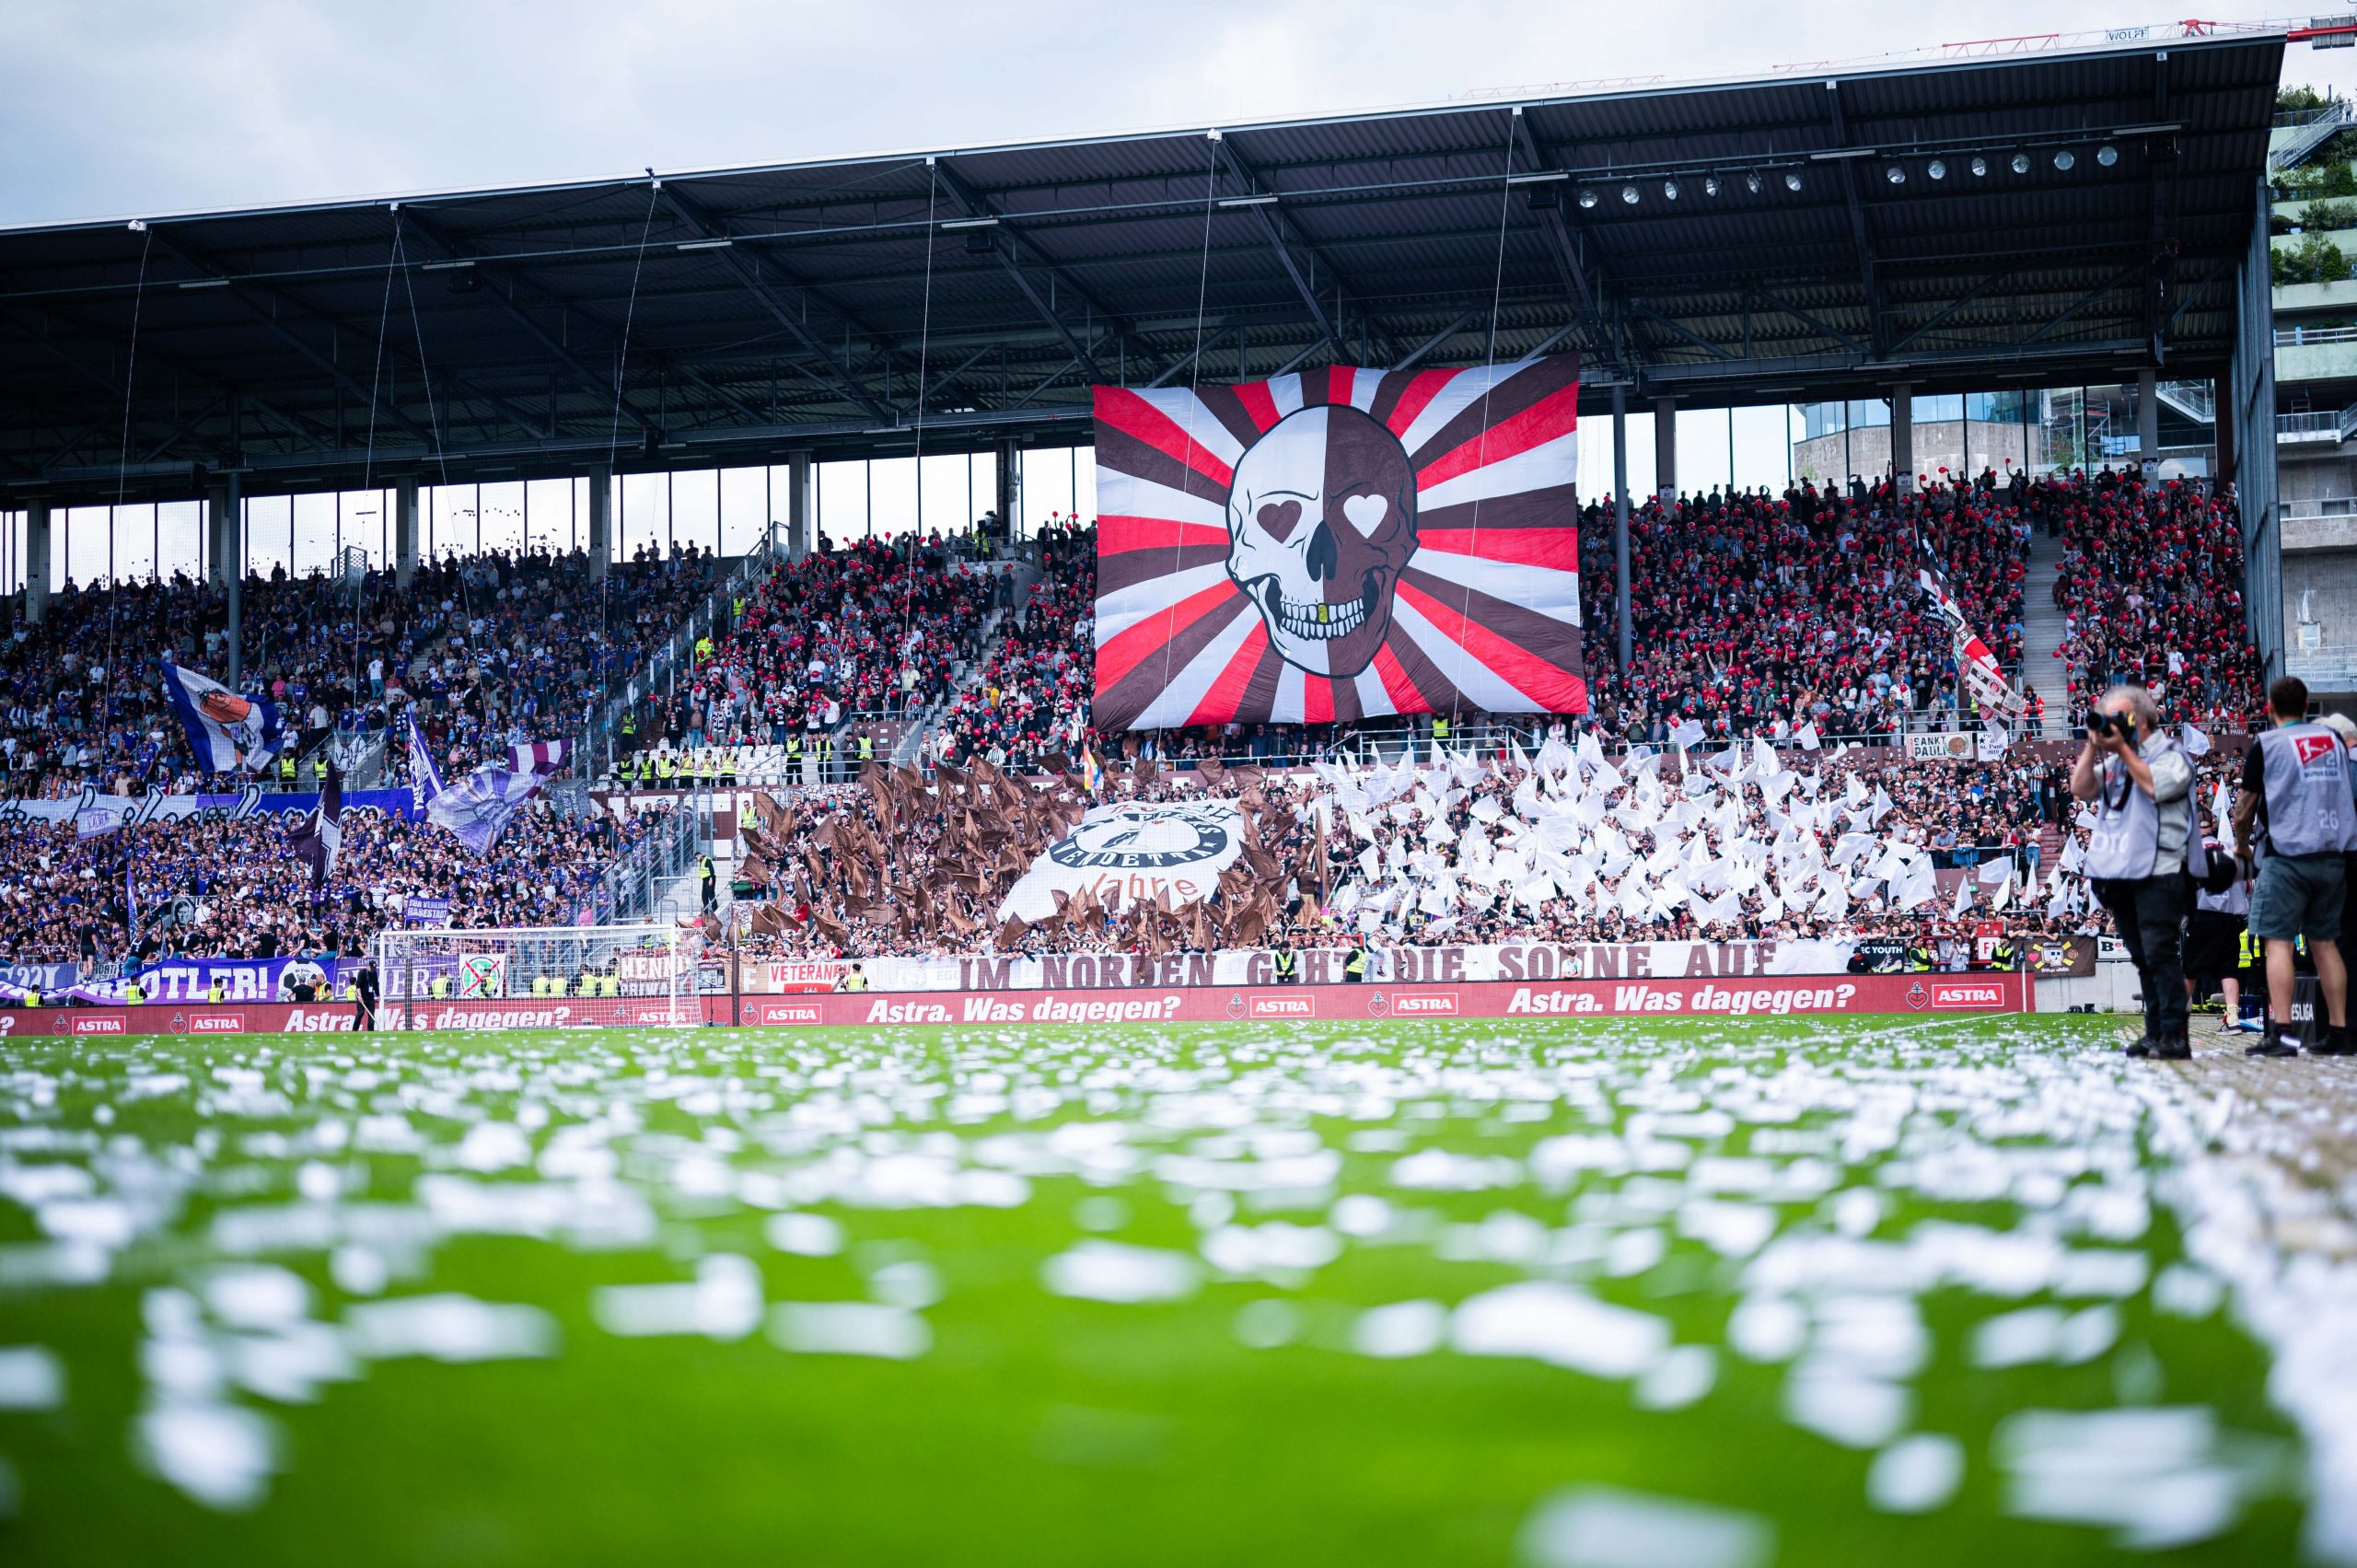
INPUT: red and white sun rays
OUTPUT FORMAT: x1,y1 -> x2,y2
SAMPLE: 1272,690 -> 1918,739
1092,354 -> 1586,732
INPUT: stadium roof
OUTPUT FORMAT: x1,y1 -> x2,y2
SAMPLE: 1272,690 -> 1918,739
0,29 -> 2284,503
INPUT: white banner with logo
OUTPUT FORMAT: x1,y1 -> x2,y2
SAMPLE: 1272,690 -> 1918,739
997,799 -> 1246,923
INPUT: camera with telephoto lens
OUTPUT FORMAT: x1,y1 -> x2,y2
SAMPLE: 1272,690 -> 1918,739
2086,710 -> 2136,742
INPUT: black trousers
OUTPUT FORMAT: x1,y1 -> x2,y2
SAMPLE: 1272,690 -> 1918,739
2094,874 -> 2191,1042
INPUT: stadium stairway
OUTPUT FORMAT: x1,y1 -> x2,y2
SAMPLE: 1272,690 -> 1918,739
2018,528 -> 2073,738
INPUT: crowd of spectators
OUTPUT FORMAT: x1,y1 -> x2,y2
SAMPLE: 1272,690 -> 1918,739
2048,470 -> 2262,729
936,522 -> 1095,768
1571,469 -> 2029,745
636,532 -> 998,754
2,544 -> 699,799
0,798 -> 679,970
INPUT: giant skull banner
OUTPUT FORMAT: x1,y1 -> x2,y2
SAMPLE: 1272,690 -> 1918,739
1090,355 -> 1586,731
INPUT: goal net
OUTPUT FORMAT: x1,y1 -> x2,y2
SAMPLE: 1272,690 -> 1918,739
374,923 -> 698,1030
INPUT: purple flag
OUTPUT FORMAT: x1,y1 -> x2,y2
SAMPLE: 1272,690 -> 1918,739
289,764 -> 344,890
425,739 -> 571,856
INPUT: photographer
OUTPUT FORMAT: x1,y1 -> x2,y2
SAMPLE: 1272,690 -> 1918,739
2231,677 -> 2352,1058
2072,685 -> 2197,1059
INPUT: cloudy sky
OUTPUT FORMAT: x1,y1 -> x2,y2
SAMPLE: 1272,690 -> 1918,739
4,2 -> 2351,226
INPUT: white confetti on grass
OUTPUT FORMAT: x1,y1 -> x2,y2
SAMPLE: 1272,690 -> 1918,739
768,1302 -> 930,1359
1518,1485 -> 1775,1568
1634,1345 -> 1717,1411
1782,1363 -> 1912,1449
343,1295 -> 559,1363
1042,1242 -> 1201,1305
1451,1283 -> 1670,1378
1994,1407 -> 2248,1551
765,1212 -> 844,1257
1352,1300 -> 1448,1359
223,1322 -> 357,1405
1201,1223 -> 1341,1278
594,1256 -> 765,1342
135,1400 -> 277,1511
1726,1296 -> 1807,1363
201,1266 -> 313,1330
1868,1434 -> 1964,1513
0,1346 -> 64,1410
1234,1298 -> 1303,1349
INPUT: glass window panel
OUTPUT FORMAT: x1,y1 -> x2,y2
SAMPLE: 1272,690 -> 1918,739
868,456 -> 919,540
1019,448 -> 1071,532
1728,405 -> 1787,492
478,481 -> 526,556
817,459 -> 867,546
1073,446 -> 1097,523
333,489 -> 389,570
668,469 -> 719,555
1,511 -> 22,597
524,479 -> 574,556
1678,409 -> 1733,496
918,452 -> 969,535
157,501 -> 202,584
619,472 -> 667,563
1571,410 -> 1656,505
245,496 -> 293,581
719,466 -> 766,556
114,503 -> 157,584
1845,398 -> 1891,430
1911,392 -> 1964,424
291,492 -> 337,577
64,505 -> 112,588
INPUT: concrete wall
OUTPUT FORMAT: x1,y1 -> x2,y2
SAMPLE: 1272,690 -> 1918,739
2278,340 -> 2357,383
2273,278 -> 2357,314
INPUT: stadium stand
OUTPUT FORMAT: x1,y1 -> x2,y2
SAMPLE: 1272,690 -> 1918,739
0,546 -> 700,798
611,532 -> 1000,787
0,798 -> 681,968
0,459 -> 2269,970
2046,470 -> 2263,731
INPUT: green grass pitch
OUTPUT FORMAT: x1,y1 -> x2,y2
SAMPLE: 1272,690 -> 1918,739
0,1015 -> 2328,1566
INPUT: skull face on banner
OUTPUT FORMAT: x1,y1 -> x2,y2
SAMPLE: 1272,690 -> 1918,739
1223,404 -> 1418,679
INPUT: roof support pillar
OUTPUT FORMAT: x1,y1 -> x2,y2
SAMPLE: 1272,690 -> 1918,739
23,500 -> 50,626
1612,383 -> 1632,676
586,466 -> 611,579
786,452 -> 811,561
994,442 -> 1016,540
1653,400 -> 1678,503
2212,375 -> 2235,484
1890,385 -> 1914,494
215,472 -> 242,686
2137,368 -> 2160,470
394,477 -> 420,590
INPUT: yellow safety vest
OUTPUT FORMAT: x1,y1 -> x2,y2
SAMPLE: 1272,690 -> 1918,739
844,972 -> 869,992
